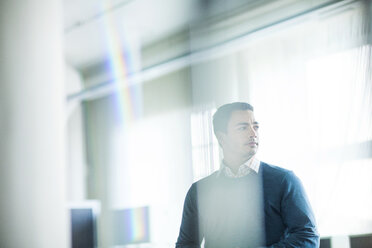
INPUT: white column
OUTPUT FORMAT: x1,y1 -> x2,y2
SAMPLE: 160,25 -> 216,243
66,65 -> 87,202
0,1 -> 68,248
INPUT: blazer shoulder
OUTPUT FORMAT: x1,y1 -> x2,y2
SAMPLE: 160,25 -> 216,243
260,161 -> 293,181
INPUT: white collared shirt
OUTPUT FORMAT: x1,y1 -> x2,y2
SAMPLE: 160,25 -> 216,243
219,156 -> 260,178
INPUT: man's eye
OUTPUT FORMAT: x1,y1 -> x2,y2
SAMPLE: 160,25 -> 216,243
238,126 -> 247,131
253,125 -> 259,130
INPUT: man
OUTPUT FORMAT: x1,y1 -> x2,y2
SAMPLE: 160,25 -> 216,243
176,102 -> 319,248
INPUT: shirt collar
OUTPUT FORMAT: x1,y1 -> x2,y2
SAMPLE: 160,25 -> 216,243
218,156 -> 260,178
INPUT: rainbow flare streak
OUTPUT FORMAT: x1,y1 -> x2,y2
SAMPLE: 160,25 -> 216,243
102,2 -> 142,125
113,206 -> 150,245
127,206 -> 150,243
101,3 -> 147,245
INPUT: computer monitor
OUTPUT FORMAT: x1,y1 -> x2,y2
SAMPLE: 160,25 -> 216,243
320,237 -> 331,248
350,233 -> 372,248
68,201 -> 100,248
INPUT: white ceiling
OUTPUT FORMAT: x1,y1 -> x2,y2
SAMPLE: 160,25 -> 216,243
63,0 -> 265,72
63,0 -> 198,70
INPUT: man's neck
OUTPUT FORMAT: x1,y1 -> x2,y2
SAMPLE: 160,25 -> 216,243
223,154 -> 253,174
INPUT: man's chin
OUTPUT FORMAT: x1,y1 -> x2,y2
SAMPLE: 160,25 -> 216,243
250,147 -> 258,154
242,149 -> 257,158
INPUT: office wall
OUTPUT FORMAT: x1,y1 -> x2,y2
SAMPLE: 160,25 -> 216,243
191,53 -> 242,107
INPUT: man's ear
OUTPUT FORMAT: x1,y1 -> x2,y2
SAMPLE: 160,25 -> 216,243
216,131 -> 227,147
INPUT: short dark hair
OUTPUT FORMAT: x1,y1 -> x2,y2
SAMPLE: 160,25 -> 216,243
213,102 -> 254,135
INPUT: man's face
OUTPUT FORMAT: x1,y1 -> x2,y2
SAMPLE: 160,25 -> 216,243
218,110 -> 259,160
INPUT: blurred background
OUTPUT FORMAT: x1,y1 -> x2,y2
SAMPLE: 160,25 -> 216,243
1,0 -> 372,247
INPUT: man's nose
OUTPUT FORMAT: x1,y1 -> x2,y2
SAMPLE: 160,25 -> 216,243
248,125 -> 257,138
